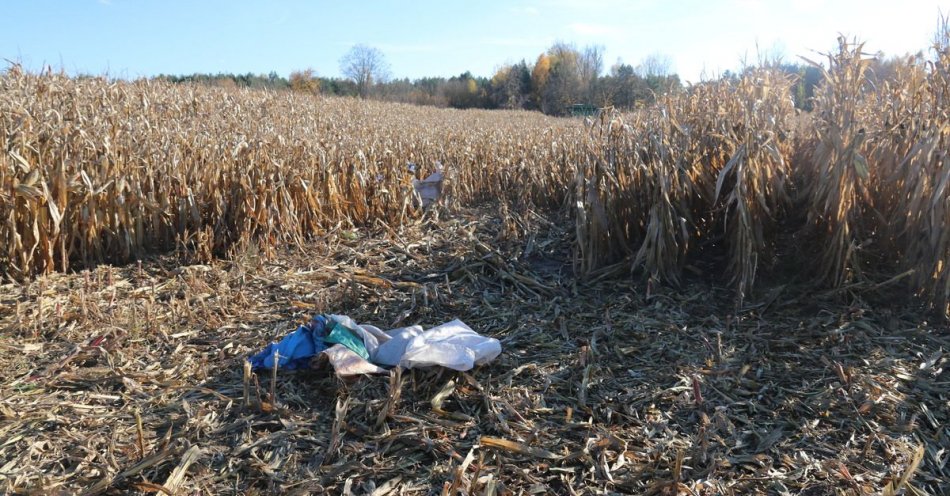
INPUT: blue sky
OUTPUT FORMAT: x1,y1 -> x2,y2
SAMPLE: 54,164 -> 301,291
1,0 -> 947,83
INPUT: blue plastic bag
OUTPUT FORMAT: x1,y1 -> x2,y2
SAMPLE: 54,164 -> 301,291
248,316 -> 327,370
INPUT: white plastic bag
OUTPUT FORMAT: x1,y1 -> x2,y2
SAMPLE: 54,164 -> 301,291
321,344 -> 387,376
327,314 -> 391,358
412,171 -> 443,208
398,320 -> 501,371
322,316 -> 501,374
373,325 -> 424,366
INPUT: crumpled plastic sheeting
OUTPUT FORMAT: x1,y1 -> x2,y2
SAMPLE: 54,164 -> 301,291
248,316 -> 327,370
412,171 -> 443,208
326,314 -> 390,357
375,320 -> 501,371
325,320 -> 370,359
320,344 -> 388,376
249,315 -> 501,376
373,326 -> 425,366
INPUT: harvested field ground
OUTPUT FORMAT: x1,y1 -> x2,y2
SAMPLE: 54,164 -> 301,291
0,205 -> 946,495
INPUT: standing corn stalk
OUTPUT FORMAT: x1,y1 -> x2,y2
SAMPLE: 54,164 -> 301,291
801,38 -> 874,288
712,70 -> 794,304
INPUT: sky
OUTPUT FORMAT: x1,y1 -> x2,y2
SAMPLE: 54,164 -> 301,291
1,0 -> 947,83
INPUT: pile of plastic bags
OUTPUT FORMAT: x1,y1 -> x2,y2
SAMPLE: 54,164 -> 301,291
249,314 -> 501,376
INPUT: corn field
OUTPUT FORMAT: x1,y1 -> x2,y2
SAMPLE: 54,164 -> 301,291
3,37 -> 950,314
576,38 -> 950,314
0,66 -> 581,279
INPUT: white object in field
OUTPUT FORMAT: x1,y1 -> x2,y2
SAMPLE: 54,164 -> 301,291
322,344 -> 388,376
327,314 -> 391,356
412,171 -> 444,208
373,325 -> 425,366
386,319 -> 502,371
318,316 -> 501,375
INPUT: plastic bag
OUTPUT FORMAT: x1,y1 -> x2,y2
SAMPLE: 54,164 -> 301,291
373,325 -> 424,366
249,315 -> 500,374
397,320 -> 501,371
248,318 -> 327,370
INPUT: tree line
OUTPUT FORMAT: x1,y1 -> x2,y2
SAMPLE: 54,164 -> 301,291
157,42 -> 826,116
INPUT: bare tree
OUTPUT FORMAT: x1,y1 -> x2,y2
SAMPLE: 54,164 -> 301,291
754,41 -> 787,69
933,9 -> 950,55
339,44 -> 391,98
579,45 -> 604,102
637,52 -> 673,77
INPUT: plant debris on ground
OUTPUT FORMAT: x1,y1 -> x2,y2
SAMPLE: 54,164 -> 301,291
0,205 -> 946,495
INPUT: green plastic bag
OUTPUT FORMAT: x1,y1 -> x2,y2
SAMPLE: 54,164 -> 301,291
325,321 -> 369,359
